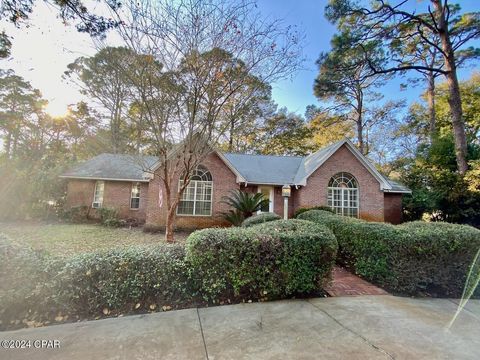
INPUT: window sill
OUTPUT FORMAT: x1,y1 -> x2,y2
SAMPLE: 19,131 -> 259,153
176,214 -> 213,217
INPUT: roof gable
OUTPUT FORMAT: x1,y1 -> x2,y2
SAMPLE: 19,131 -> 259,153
293,139 -> 392,190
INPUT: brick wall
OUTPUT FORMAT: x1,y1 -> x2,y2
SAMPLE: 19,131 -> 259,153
295,144 -> 385,222
145,152 -> 240,230
65,179 -> 149,222
384,193 -> 403,224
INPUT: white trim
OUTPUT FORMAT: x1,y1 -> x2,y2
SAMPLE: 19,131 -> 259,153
327,173 -> 360,218
92,180 -> 104,208
384,189 -> 412,194
295,139 -> 392,191
130,182 -> 141,210
176,179 -> 213,217
60,175 -> 150,183
257,186 -> 274,214
243,181 -> 295,186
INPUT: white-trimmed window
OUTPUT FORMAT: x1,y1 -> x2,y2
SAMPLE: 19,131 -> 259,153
257,186 -> 274,213
130,182 -> 141,209
92,181 -> 104,208
177,166 -> 213,216
327,172 -> 359,217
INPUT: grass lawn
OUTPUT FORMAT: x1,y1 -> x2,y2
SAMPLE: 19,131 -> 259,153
0,222 -> 189,257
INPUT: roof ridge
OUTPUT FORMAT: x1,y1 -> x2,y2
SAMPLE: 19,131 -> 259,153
223,152 -> 305,159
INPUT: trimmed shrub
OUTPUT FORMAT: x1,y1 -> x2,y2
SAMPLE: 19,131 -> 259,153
186,219 -> 338,302
49,245 -> 191,315
298,210 -> 480,296
294,206 -> 334,218
241,212 -> 281,227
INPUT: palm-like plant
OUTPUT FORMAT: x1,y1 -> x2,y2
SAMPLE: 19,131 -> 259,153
221,190 -> 269,225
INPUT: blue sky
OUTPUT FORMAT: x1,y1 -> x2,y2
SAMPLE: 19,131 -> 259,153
1,0 -> 479,117
257,0 -> 480,117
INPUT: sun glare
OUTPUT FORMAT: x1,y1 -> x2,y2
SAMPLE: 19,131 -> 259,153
45,100 -> 69,117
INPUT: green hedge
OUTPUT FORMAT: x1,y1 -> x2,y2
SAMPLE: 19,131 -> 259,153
293,206 -> 334,218
186,219 -> 338,302
0,236 -> 62,329
241,212 -> 281,227
297,210 -> 480,296
0,238 -> 191,329
49,245 -> 191,316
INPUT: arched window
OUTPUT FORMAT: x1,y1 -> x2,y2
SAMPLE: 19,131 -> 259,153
327,172 -> 359,217
177,166 -> 213,216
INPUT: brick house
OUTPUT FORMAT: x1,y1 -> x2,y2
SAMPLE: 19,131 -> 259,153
61,139 -> 410,229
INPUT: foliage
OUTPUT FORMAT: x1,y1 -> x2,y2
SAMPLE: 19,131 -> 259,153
61,205 -> 90,223
0,235 -> 62,330
221,210 -> 245,227
1,0 -> 122,38
305,106 -> 354,149
256,108 -> 315,156
65,47 -> 135,154
97,207 -> 120,227
324,0 -> 480,173
313,32 -> 389,155
241,212 -> 281,227
0,234 -> 190,329
298,210 -> 480,297
1,220 -> 339,330
221,190 -> 269,223
185,219 -> 338,302
50,244 -> 190,316
293,206 -> 335,218
397,133 -> 480,227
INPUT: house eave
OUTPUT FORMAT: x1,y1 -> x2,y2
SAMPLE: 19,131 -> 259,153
59,175 -> 150,183
383,189 -> 412,194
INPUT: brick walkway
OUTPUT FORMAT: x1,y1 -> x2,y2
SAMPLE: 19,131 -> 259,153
325,266 -> 389,297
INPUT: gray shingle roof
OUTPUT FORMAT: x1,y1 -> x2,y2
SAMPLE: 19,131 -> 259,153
61,154 -> 158,181
385,179 -> 411,193
61,142 -> 410,193
223,153 -> 303,185
293,140 -> 343,185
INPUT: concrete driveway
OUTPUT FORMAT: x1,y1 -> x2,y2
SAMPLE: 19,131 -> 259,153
1,295 -> 479,360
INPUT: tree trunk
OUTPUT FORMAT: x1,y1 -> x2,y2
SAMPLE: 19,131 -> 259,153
356,113 -> 364,154
426,71 -> 437,141
433,0 -> 469,174
5,131 -> 11,159
165,207 -> 176,243
228,117 -> 235,152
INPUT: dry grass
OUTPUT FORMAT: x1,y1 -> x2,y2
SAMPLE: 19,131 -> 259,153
0,222 -> 190,257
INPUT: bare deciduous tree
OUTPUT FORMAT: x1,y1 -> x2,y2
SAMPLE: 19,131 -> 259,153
112,0 -> 304,241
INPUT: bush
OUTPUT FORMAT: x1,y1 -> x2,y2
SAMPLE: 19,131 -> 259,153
97,207 -> 121,227
61,205 -> 89,223
0,235 -> 63,329
185,219 -> 338,302
294,206 -> 334,218
241,212 -> 281,227
297,210 -> 480,296
49,245 -> 191,316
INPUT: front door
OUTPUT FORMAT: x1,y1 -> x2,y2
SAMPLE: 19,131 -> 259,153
258,186 -> 274,213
